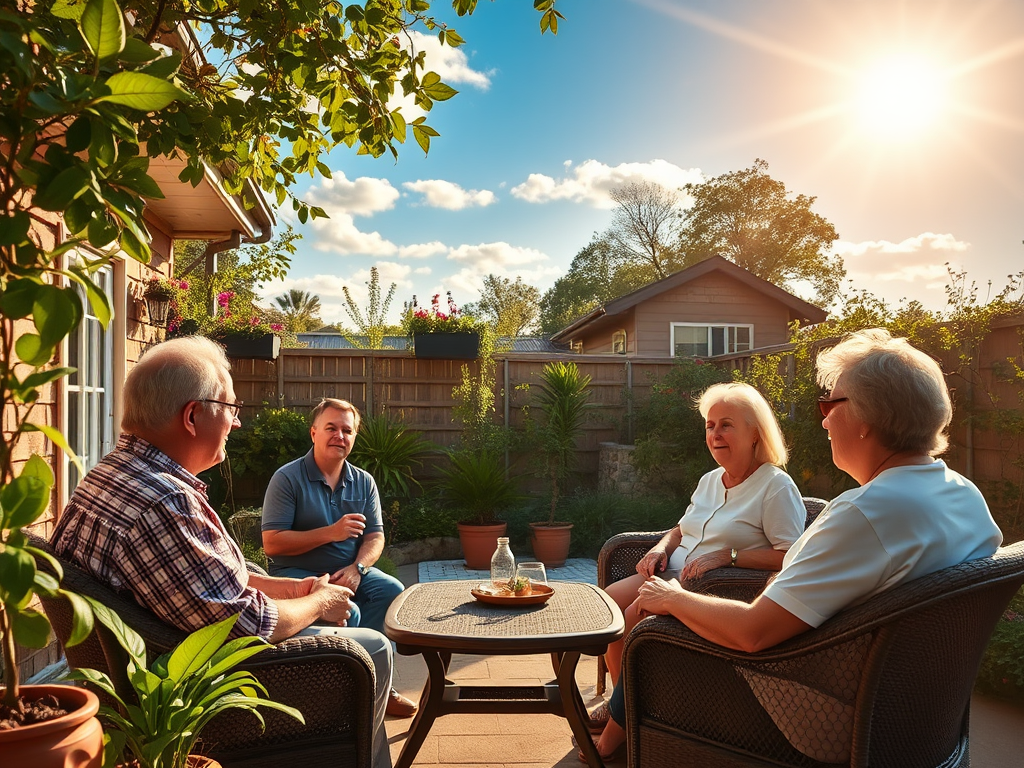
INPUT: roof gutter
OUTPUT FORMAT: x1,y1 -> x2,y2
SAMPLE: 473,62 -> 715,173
550,306 -> 606,342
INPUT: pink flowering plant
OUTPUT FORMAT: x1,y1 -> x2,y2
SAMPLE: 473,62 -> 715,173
210,290 -> 284,337
142,274 -> 184,301
406,291 -> 481,335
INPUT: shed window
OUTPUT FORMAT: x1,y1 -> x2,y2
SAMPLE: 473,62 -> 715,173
671,323 -> 753,357
612,330 -> 627,355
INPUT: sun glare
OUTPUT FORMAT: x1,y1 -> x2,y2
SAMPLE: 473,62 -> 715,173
856,55 -> 948,139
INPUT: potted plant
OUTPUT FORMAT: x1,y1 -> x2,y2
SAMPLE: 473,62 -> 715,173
437,451 -> 522,570
347,413 -> 433,499
406,292 -> 481,359
70,612 -> 304,768
208,292 -> 284,360
528,361 -> 595,567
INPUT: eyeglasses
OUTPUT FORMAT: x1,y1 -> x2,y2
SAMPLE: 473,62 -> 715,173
197,399 -> 244,417
817,396 -> 849,418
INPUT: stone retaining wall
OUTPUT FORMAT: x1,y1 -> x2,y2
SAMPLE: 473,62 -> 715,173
598,442 -> 647,496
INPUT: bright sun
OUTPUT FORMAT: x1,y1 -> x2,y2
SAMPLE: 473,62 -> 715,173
856,55 -> 948,139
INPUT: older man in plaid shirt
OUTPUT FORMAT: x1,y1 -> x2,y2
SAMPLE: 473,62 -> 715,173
52,336 -> 394,768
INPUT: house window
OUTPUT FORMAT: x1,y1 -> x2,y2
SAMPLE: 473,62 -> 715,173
612,330 -> 627,355
671,323 -> 753,358
65,261 -> 114,492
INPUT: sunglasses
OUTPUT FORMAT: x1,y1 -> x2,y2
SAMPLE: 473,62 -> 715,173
817,396 -> 849,418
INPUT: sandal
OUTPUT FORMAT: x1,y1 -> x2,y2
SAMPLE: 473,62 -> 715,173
587,701 -> 611,733
571,734 -> 625,764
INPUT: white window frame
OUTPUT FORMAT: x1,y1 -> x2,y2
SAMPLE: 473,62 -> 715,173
62,256 -> 116,498
670,322 -> 754,358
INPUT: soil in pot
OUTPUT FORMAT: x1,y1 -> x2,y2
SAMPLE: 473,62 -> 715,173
0,685 -> 103,768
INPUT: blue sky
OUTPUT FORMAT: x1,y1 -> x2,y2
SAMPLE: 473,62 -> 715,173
257,0 -> 1024,326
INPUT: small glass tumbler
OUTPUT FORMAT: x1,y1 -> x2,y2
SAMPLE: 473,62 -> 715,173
516,561 -> 548,586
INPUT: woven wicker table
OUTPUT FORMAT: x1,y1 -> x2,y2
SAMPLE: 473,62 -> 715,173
385,580 -> 624,768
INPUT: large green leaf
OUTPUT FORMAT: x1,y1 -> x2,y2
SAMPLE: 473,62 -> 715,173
85,594 -> 146,666
0,547 -> 37,606
10,607 -> 52,648
167,615 -> 237,681
66,265 -> 113,326
33,285 -> 80,348
0,211 -> 31,246
24,423 -> 85,478
0,474 -> 50,530
80,0 -> 125,61
120,37 -> 161,63
14,333 -> 48,367
99,72 -> 188,112
61,589 -> 96,647
32,166 -> 90,211
0,278 -> 40,319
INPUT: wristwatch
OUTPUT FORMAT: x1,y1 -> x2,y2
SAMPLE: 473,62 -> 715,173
356,562 -> 369,576
730,548 -> 738,567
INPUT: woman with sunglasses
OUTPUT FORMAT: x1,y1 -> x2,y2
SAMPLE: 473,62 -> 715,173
583,381 -> 805,760
588,328 -> 1002,764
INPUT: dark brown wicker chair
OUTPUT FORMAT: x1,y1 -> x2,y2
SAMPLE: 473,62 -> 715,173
620,539 -> 1024,768
29,534 -> 376,768
595,497 -> 828,693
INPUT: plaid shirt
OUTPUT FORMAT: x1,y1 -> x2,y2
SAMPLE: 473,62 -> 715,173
52,434 -> 278,639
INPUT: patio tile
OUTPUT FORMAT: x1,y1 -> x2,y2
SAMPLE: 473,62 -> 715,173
437,732 -> 573,764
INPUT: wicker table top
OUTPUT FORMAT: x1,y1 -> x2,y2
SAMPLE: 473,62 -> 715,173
385,580 -> 623,655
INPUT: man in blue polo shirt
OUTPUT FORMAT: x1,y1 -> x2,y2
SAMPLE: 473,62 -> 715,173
262,397 -> 418,718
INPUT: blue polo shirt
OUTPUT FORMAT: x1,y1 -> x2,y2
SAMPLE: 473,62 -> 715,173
261,449 -> 384,576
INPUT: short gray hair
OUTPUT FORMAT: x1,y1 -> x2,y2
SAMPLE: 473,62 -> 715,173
698,382 -> 789,467
310,398 -> 361,432
122,337 -> 231,434
816,328 -> 951,455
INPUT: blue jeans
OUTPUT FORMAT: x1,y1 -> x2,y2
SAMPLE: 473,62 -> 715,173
609,676 -> 626,727
272,565 -> 404,635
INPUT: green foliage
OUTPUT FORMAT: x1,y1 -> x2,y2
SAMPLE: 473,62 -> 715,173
539,235 -> 655,335
450,327 -> 516,452
224,407 -> 311,502
630,359 -> 731,499
678,158 -> 844,305
976,585 -> 1024,703
70,613 -> 303,768
531,361 -> 596,523
0,0 -> 189,705
343,266 -> 398,349
374,553 -> 399,579
239,539 -> 268,572
561,490 -> 682,559
274,289 -> 322,334
383,495 -> 459,544
348,414 -> 433,498
437,451 -> 523,525
405,291 -> 482,335
465,275 -> 541,338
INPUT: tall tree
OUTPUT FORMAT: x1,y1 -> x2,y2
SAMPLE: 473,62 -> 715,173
343,267 -> 398,349
275,289 -> 322,333
606,181 -> 685,280
466,275 -> 541,338
539,236 -> 656,335
677,159 -> 844,304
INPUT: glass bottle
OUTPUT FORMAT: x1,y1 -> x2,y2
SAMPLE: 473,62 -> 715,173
490,537 -> 515,587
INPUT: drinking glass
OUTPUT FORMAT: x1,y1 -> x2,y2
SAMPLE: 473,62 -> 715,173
516,562 -> 548,586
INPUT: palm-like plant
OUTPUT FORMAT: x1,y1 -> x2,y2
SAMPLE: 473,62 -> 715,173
348,414 -> 432,498
274,289 -> 322,333
437,451 -> 522,525
534,361 -> 595,524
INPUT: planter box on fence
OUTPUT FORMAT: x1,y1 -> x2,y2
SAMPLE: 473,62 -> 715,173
413,332 -> 480,360
215,332 -> 281,360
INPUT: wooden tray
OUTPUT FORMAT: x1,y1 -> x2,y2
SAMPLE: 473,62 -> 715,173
471,583 -> 555,606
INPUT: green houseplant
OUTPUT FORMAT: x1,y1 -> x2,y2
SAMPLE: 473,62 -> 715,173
347,414 -> 433,499
71,612 -> 304,768
438,451 -> 522,570
528,361 -> 595,567
0,2 -> 186,757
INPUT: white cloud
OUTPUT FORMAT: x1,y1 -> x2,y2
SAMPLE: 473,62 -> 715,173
399,241 -> 448,259
307,173 -> 399,216
403,179 -> 497,209
447,242 -> 549,268
309,213 -> 398,256
407,31 -> 493,90
510,159 -> 704,208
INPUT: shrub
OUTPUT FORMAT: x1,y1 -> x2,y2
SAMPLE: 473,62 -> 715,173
384,495 -> 459,544
976,585 -> 1024,703
226,407 -> 311,496
348,414 -> 433,498
436,451 -> 524,525
631,359 -> 731,498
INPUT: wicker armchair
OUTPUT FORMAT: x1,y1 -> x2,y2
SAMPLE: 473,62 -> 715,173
621,540 -> 1024,768
29,534 -> 376,768
595,497 -> 828,692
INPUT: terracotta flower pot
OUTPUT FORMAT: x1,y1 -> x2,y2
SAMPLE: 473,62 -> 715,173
457,522 -> 508,570
529,522 -> 574,568
0,684 -> 103,768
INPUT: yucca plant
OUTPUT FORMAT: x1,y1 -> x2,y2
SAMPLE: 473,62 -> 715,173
533,361 -> 595,524
348,414 -> 432,498
70,611 -> 303,768
437,451 -> 522,525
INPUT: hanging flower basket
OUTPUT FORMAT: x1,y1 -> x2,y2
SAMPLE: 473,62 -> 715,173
413,332 -> 480,360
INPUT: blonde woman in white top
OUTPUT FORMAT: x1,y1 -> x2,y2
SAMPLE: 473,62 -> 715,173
584,382 -> 804,758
